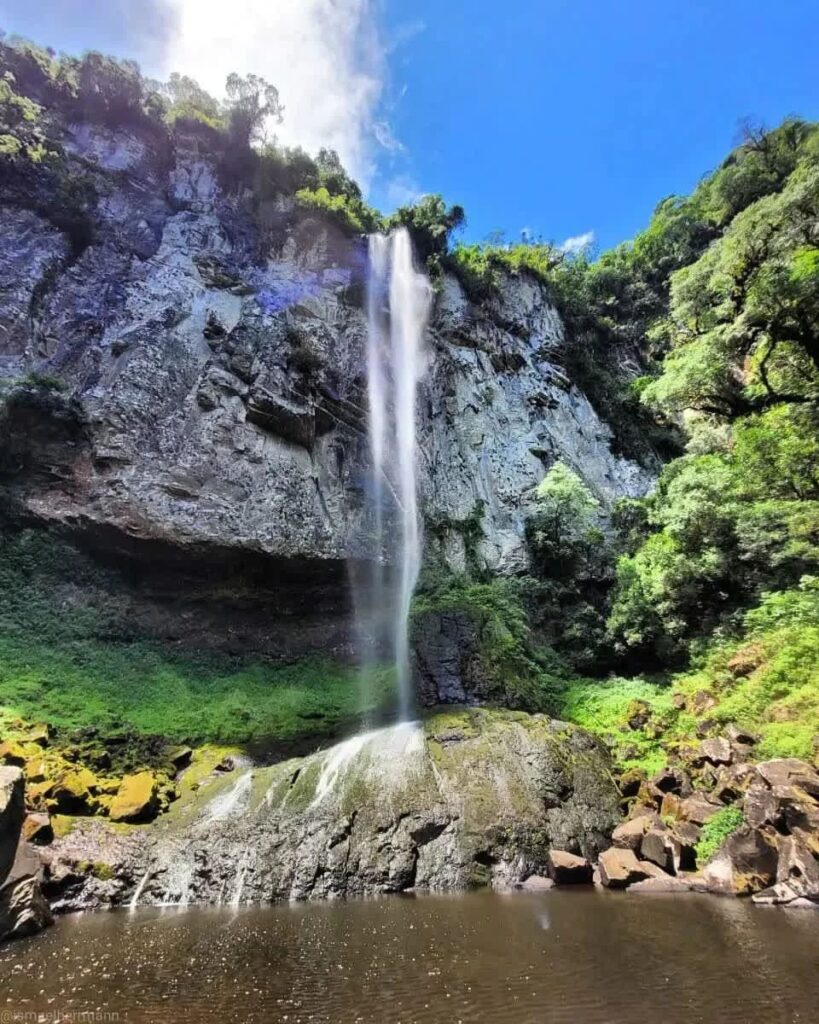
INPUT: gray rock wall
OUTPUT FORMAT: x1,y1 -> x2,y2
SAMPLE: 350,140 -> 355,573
0,120 -> 654,654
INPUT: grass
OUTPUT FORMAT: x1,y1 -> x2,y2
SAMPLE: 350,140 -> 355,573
558,676 -> 675,775
557,583 -> 819,775
0,526 -> 394,746
0,635 -> 394,745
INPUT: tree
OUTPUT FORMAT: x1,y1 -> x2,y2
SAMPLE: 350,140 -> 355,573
224,73 -> 282,147
388,194 -> 465,262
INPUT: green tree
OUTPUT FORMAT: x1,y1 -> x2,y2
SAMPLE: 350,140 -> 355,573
224,72 -> 282,147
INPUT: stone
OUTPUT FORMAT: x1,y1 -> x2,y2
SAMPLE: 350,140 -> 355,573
617,768 -> 645,798
640,828 -> 677,874
659,792 -> 682,821
0,766 -> 25,883
51,768 -> 100,815
694,737 -> 732,766
678,794 -> 720,826
0,741 -> 27,767
712,763 -> 758,804
109,772 -> 161,823
668,821 -> 700,873
26,724 -> 50,747
627,874 -> 694,894
775,835 -> 819,900
547,849 -> 593,884
725,724 -> 756,746
702,827 -> 779,896
690,691 -> 717,714
598,848 -> 662,889
22,812 -> 53,846
650,767 -> 691,796
756,759 -> 818,791
519,874 -> 554,891
611,814 -> 657,851
743,784 -> 781,829
168,746 -> 193,769
0,874 -> 53,943
626,700 -> 651,731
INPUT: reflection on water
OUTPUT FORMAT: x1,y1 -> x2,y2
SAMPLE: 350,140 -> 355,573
1,890 -> 817,1023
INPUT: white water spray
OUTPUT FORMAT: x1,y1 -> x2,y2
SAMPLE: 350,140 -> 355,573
363,227 -> 431,719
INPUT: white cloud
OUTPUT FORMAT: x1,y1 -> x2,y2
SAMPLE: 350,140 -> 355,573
559,230 -> 595,254
385,175 -> 423,209
158,0 -> 392,188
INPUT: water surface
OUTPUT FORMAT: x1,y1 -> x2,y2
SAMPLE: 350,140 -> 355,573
1,890 -> 817,1023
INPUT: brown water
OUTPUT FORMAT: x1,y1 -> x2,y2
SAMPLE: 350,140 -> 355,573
1,890 -> 817,1023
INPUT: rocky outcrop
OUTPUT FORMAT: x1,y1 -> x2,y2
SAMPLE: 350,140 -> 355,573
44,709 -> 620,909
598,742 -> 819,906
0,767 -> 53,943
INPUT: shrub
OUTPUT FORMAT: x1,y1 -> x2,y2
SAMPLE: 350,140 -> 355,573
695,806 -> 745,864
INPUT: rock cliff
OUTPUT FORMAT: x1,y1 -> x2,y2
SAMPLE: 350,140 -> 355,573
0,119 -> 653,660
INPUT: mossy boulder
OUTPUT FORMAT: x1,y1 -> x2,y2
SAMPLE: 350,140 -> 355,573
109,771 -> 160,822
50,768 -> 100,814
0,740 -> 29,766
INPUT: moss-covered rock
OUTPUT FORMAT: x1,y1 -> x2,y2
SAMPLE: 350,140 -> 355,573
109,771 -> 160,822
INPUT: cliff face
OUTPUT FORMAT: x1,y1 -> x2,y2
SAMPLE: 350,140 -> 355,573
0,119 -> 653,658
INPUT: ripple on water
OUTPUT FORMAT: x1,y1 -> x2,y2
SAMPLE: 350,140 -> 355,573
1,890 -> 818,1024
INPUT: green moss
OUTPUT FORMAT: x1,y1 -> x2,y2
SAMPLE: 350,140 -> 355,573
413,575 -> 569,713
696,806 -> 745,865
0,527 -> 394,745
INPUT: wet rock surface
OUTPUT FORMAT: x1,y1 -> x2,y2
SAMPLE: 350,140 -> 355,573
44,709 -> 621,909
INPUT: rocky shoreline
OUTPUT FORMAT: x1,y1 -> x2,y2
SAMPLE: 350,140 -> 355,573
2,709 -> 817,944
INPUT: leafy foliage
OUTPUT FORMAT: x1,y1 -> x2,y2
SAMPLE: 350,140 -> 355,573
388,194 -> 465,265
695,807 -> 745,864
412,574 -> 570,712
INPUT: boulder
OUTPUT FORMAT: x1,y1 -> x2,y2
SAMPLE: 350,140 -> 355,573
678,794 -> 720,826
626,700 -> 651,730
22,812 -> 53,846
660,792 -> 682,820
611,813 -> 657,851
668,821 -> 701,873
519,874 -> 554,892
0,740 -> 28,767
598,848 -> 662,889
775,834 -> 819,901
694,737 -> 732,766
0,766 -> 25,882
26,724 -> 50,747
640,827 -> 678,875
725,724 -> 757,746
168,745 -> 193,769
743,784 -> 781,829
51,768 -> 100,814
0,874 -> 53,943
109,772 -> 161,822
627,874 -> 694,894
712,763 -> 758,804
650,767 -> 692,796
702,827 -> 778,895
547,849 -> 593,885
617,768 -> 645,799
756,759 -> 818,790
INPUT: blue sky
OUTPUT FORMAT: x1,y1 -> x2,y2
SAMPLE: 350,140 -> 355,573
1,0 -> 817,251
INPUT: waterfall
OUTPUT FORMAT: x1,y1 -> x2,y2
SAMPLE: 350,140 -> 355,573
362,227 -> 431,720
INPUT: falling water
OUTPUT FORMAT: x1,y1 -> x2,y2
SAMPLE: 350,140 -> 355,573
362,228 -> 431,720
